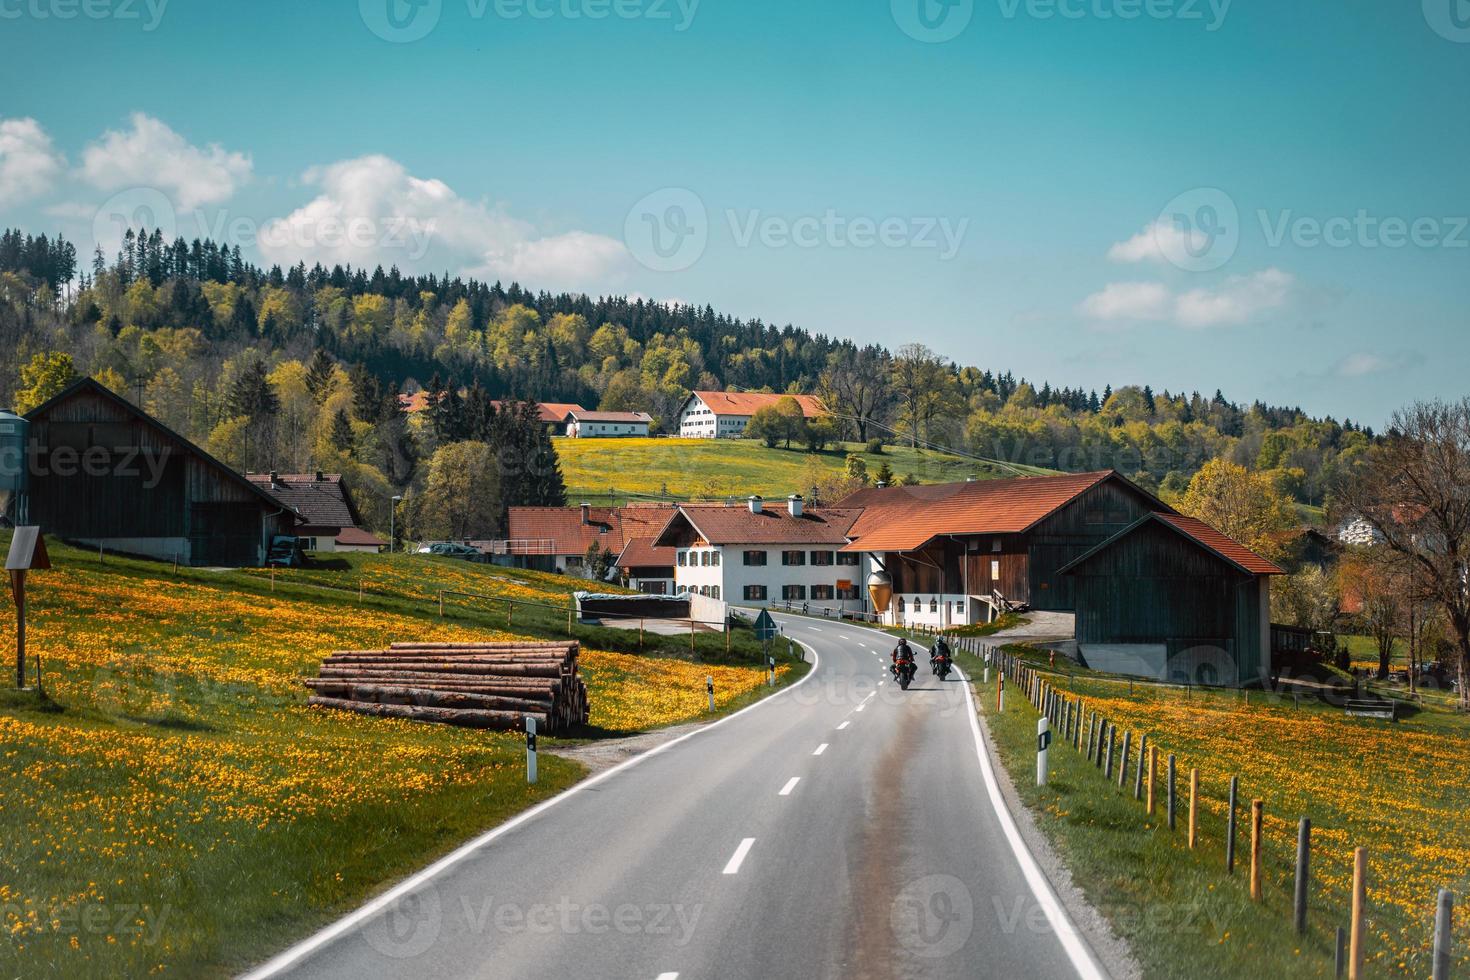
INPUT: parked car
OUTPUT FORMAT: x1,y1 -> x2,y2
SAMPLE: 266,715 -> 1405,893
266,535 -> 307,568
425,542 -> 487,563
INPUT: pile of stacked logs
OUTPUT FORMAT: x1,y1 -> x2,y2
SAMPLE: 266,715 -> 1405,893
303,641 -> 589,733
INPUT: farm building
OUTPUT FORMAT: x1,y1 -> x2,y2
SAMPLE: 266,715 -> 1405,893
1059,512 -> 1284,686
841,471 -> 1169,628
503,503 -> 676,592
676,391 -> 826,439
23,379 -> 297,567
564,410 -> 652,438
245,472 -> 386,553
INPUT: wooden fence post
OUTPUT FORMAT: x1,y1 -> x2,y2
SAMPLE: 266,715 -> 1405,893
1349,847 -> 1367,980
1135,734 -> 1148,800
1118,731 -> 1131,789
1433,889 -> 1454,980
438,590 -> 444,617
1189,768 -> 1199,848
1167,754 -> 1177,831
1250,799 -> 1265,902
1294,817 -> 1311,935
358,578 -> 364,604
1104,725 -> 1115,780
1146,746 -> 1157,817
1226,776 -> 1239,874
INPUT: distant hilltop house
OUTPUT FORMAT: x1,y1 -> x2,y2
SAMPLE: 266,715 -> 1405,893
565,410 -> 652,439
676,390 -> 827,439
504,503 -> 677,593
652,494 -> 868,607
245,472 -> 386,553
1337,515 -> 1385,546
20,379 -> 299,567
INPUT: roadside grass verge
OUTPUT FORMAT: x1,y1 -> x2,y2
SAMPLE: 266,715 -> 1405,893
0,535 -> 802,976
951,643 -> 1470,979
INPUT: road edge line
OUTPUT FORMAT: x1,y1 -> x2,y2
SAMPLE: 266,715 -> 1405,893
239,645 -> 821,979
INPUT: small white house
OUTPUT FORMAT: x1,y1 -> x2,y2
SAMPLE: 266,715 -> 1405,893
565,410 -> 652,438
676,391 -> 826,439
652,495 -> 868,609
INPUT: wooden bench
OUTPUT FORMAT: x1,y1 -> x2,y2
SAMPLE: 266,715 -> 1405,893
1344,698 -> 1397,722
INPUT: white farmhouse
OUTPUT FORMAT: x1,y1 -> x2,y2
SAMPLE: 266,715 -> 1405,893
676,391 -> 826,439
652,495 -> 868,609
565,410 -> 652,438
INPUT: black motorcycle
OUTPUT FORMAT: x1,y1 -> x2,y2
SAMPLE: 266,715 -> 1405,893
933,654 -> 952,681
892,657 -> 917,690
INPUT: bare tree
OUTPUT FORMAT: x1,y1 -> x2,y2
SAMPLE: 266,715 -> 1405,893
890,343 -> 960,449
817,346 -> 892,442
1336,399 -> 1470,703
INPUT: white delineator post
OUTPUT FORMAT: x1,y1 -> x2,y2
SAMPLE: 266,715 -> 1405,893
525,716 -> 538,785
1037,717 -> 1051,787
707,675 -> 715,712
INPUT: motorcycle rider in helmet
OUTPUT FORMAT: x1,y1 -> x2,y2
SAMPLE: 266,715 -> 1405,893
891,638 -> 917,684
930,634 -> 953,675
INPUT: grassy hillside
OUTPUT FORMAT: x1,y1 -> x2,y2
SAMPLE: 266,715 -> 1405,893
954,642 -> 1470,979
0,537 -> 802,977
554,437 -> 1052,503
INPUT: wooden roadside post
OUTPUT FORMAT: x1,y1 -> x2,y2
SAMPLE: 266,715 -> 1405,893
438,590 -> 444,617
1294,817 -> 1311,935
1433,889 -> 1454,980
1188,768 -> 1199,848
1104,725 -> 1115,780
1226,776 -> 1239,874
1118,731 -> 1131,789
1335,927 -> 1347,978
1146,745 -> 1157,816
1349,847 -> 1367,979
1167,754 -> 1177,831
8,529 -> 50,690
1135,734 -> 1148,800
1250,799 -> 1265,902
358,578 -> 364,604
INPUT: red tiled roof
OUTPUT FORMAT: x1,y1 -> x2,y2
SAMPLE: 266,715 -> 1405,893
1155,514 -> 1285,576
397,393 -> 585,422
334,527 -> 387,548
840,472 -> 1128,552
507,504 -> 678,557
535,402 -> 585,423
616,537 -> 676,569
690,391 -> 826,418
657,505 -> 862,546
246,472 -> 362,530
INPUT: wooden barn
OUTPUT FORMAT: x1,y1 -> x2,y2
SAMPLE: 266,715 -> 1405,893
24,379 -> 298,567
841,471 -> 1170,628
1059,512 -> 1284,686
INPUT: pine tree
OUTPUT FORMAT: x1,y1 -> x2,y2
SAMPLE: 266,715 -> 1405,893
330,408 -> 355,455
305,349 -> 336,405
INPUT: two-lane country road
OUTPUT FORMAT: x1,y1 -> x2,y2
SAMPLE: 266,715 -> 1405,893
248,614 -> 1106,980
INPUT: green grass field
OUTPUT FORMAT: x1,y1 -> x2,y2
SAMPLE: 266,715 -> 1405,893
946,642 -> 1470,979
0,536 -> 804,976
553,437 -> 1052,503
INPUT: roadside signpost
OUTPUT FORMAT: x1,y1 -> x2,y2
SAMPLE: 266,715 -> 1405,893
6,527 -> 49,689
754,609 -> 780,674
525,716 -> 538,785
1037,717 -> 1051,787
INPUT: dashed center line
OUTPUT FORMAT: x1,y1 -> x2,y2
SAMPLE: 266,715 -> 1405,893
813,743 -> 829,756
656,974 -> 679,980
723,838 -> 756,875
837,721 -> 850,730
856,704 -> 866,712
779,777 -> 801,796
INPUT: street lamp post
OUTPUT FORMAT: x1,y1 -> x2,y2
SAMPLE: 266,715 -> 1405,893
390,495 -> 402,553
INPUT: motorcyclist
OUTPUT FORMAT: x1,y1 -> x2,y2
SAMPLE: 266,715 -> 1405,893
930,635 -> 952,675
891,638 -> 917,683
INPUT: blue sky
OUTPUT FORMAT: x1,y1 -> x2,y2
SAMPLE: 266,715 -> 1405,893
2,0 -> 1467,426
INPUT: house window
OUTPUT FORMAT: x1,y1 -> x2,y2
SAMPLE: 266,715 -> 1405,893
930,598 -> 939,613
783,584 -> 807,601
678,552 -> 688,567
711,551 -> 721,567
837,552 -> 860,566
811,585 -> 835,601
811,551 -> 835,566
711,585 -> 721,600
992,538 -> 1002,553
701,552 -> 712,567
744,585 -> 768,601
991,560 -> 1001,579
897,597 -> 906,613
744,550 -> 767,566
836,585 -> 859,600
782,551 -> 806,566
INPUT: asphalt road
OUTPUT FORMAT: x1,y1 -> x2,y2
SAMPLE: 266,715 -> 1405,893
249,614 -> 1103,980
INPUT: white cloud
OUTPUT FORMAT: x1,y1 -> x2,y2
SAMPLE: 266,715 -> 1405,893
260,155 -> 629,288
1078,281 -> 1171,321
1332,351 -> 1420,378
1107,219 -> 1210,264
81,113 -> 251,209
1081,269 -> 1294,328
1174,268 -> 1293,328
0,117 -> 65,207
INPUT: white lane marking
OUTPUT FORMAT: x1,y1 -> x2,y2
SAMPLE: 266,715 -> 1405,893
837,721 -> 850,730
813,743 -> 829,756
855,704 -> 866,712
723,838 -> 756,875
779,777 -> 801,796
656,974 -> 679,980
243,637 -> 823,980
809,626 -> 823,632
